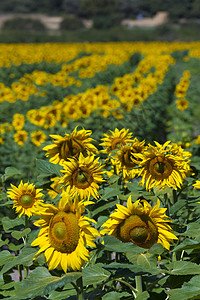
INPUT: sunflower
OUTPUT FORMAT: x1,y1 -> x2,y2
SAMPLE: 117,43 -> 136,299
13,130 -> 28,146
193,180 -> 200,189
12,113 -> 25,130
43,127 -> 97,165
31,190 -> 99,272
31,130 -> 47,147
101,196 -> 177,250
136,141 -> 191,191
112,138 -> 146,179
176,98 -> 189,111
7,181 -> 44,217
100,128 -> 133,154
47,176 -> 62,199
60,153 -> 104,200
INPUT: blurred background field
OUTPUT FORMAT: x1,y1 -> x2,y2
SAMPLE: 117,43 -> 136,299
0,0 -> 199,43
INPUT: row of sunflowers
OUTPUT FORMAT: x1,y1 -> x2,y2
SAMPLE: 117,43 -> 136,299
0,41 -> 200,299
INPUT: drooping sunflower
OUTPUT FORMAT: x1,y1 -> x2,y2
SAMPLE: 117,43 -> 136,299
100,128 -> 133,154
7,181 -> 44,217
101,196 -> 177,250
43,127 -> 97,165
60,153 -> 104,200
176,98 -> 189,111
13,130 -> 28,146
112,138 -> 146,179
136,141 -> 191,191
31,130 -> 47,147
31,191 -> 99,272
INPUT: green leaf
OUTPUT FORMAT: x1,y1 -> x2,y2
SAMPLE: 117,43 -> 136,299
0,250 -> 15,267
15,267 -> 81,299
149,243 -> 164,255
126,252 -> 158,274
36,159 -> 63,177
0,247 -> 37,276
102,291 -> 131,299
48,284 -> 76,299
92,199 -> 118,216
167,275 -> 200,300
102,188 -> 122,200
103,235 -> 143,254
167,261 -> 200,275
3,167 -> 22,181
181,222 -> 200,238
11,228 -> 31,240
2,216 -> 24,233
172,238 -> 200,252
82,263 -> 111,286
105,262 -> 154,275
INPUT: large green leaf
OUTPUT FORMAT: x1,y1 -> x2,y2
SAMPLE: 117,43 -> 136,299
167,261 -> 200,275
2,216 -> 24,233
14,267 -> 81,299
105,262 -> 153,275
11,228 -> 31,240
0,247 -> 37,276
181,222 -> 200,238
3,167 -> 22,181
101,187 -> 122,200
47,284 -> 76,299
82,263 -> 111,286
172,238 -> 200,252
36,159 -> 63,177
103,235 -> 143,254
126,253 -> 159,274
0,250 -> 15,268
167,275 -> 200,300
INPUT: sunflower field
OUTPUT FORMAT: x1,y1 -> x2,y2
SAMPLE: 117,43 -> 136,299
0,41 -> 200,300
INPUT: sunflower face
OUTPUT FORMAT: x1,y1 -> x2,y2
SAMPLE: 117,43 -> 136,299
100,128 -> 133,154
7,181 -> 44,217
49,211 -> 80,253
60,153 -> 104,200
31,193 -> 99,272
148,156 -> 173,180
43,127 -> 97,165
137,141 -> 191,190
101,196 -> 177,250
118,214 -> 158,249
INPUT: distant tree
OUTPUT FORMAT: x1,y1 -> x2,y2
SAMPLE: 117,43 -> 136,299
79,0 -> 120,17
62,0 -> 81,14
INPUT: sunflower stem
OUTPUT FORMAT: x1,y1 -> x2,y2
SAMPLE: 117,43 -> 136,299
135,275 -> 143,294
76,276 -> 85,300
18,264 -> 23,281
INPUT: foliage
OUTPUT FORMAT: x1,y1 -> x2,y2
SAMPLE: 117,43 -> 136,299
60,15 -> 84,30
2,17 -> 46,31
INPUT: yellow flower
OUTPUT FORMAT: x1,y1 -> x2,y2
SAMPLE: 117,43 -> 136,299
176,98 -> 189,111
60,153 -> 104,200
136,141 -> 191,191
47,176 -> 62,199
12,113 -> 25,130
112,138 -> 146,179
13,130 -> 28,146
7,181 -> 44,217
194,135 -> 200,145
100,128 -> 133,154
31,191 -> 99,272
43,127 -> 97,165
31,130 -> 47,147
101,196 -> 177,250
193,180 -> 200,189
